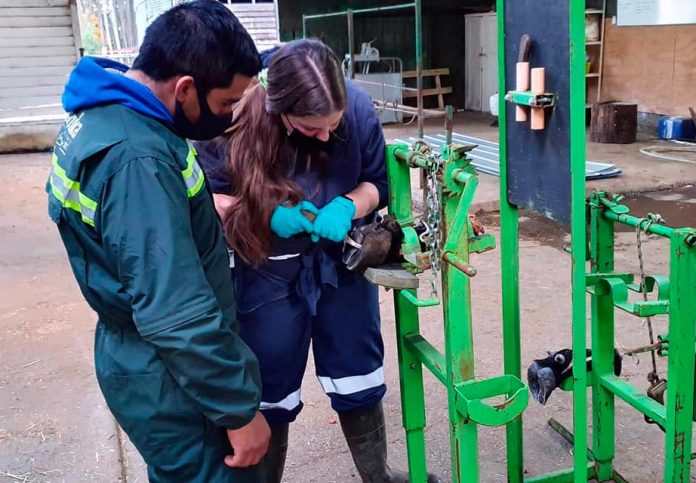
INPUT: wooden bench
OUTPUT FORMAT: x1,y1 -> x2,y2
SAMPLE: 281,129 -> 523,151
402,68 -> 453,110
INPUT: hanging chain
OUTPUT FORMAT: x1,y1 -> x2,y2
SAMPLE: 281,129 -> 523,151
635,213 -> 665,381
424,152 -> 443,300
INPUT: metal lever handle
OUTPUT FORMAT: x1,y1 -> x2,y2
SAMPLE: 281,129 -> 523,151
442,252 -> 477,277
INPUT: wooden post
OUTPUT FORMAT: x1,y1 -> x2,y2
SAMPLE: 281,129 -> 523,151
590,102 -> 637,144
435,74 -> 444,109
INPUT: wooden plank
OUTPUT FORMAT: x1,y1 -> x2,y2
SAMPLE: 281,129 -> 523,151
0,45 -> 75,58
434,73 -> 444,109
0,75 -> 67,88
402,87 -> 453,98
0,94 -> 61,110
0,55 -> 74,68
0,15 -> 71,28
0,84 -> 64,98
402,68 -> 451,78
0,25 -> 72,38
0,35 -> 73,47
0,65 -> 72,77
1,6 -> 70,15
0,0 -> 68,6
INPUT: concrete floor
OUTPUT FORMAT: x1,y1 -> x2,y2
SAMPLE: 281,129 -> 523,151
383,112 -> 696,211
1,115 -> 695,482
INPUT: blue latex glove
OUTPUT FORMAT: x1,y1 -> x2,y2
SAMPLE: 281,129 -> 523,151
270,200 -> 319,238
311,196 -> 356,243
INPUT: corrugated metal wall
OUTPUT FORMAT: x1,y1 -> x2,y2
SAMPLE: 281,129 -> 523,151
0,0 -> 79,123
228,2 -> 279,52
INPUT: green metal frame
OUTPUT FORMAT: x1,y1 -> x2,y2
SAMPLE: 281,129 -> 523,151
380,1 -> 696,481
385,141 -> 529,482
496,0 -> 590,480
584,193 -> 696,482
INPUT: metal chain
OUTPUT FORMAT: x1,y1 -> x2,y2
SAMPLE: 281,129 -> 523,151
424,152 -> 443,299
635,213 -> 665,380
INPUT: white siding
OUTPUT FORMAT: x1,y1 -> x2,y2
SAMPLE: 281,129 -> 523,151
0,0 -> 79,124
228,3 -> 279,52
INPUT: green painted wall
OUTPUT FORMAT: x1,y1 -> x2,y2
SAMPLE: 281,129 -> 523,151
277,0 -> 495,109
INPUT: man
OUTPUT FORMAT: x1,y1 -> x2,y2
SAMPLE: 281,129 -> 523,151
47,2 -> 270,481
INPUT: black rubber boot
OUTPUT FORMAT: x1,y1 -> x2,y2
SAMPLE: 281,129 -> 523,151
263,423 -> 289,483
338,402 -> 443,483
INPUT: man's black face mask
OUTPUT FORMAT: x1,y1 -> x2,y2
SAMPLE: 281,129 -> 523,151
174,83 -> 233,141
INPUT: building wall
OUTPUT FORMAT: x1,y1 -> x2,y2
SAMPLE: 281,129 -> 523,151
230,2 -> 280,52
277,0 -> 495,109
0,0 -> 81,152
601,20 -> 696,116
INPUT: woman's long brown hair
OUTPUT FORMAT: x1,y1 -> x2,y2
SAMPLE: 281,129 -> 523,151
224,39 -> 347,266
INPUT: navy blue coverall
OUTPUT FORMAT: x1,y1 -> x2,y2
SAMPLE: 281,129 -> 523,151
196,79 -> 389,424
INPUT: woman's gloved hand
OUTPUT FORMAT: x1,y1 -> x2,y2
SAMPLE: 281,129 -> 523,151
311,196 -> 356,243
270,200 -> 319,238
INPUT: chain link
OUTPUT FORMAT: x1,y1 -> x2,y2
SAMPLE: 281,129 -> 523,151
635,213 -> 665,380
424,152 -> 443,299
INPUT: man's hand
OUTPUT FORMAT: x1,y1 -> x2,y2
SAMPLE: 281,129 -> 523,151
224,411 -> 271,468
213,194 -> 235,224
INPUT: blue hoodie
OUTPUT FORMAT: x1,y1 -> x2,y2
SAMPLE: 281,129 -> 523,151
62,56 -> 172,126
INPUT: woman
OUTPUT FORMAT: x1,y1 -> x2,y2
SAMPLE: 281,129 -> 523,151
200,39 -> 441,483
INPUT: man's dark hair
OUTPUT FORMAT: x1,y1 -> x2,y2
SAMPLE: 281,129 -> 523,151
132,0 -> 261,92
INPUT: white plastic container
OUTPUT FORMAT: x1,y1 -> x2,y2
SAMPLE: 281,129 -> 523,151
489,92 -> 499,117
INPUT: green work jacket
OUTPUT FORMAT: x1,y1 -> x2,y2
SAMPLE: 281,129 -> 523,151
47,103 -> 261,436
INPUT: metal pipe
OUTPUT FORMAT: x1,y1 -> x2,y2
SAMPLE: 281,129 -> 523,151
600,375 -> 666,427
302,1 -> 425,134
404,334 -> 447,385
393,146 -> 412,162
442,252 -> 477,277
347,10 -> 355,79
302,2 -> 416,21
451,169 -> 473,186
415,0 -> 424,139
400,290 -> 439,307
375,105 -> 442,117
372,99 -> 446,118
622,341 -> 667,357
547,418 -> 596,461
603,211 -> 675,238
351,78 -> 420,92
393,146 -> 431,170
445,105 -> 453,144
